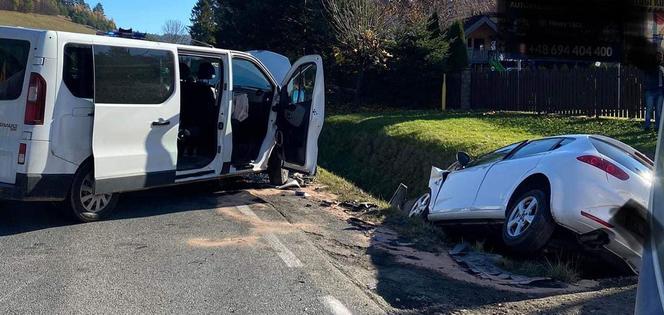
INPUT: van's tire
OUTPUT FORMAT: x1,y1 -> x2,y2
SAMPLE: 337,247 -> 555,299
502,189 -> 555,253
267,151 -> 289,186
68,162 -> 119,223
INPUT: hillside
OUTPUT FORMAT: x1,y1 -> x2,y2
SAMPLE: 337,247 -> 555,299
0,10 -> 96,34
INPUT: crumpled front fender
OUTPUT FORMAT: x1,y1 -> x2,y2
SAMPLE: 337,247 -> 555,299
429,166 -> 449,205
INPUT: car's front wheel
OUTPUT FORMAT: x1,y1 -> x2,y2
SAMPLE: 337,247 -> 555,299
267,150 -> 289,186
69,162 -> 119,222
502,189 -> 555,253
409,191 -> 431,220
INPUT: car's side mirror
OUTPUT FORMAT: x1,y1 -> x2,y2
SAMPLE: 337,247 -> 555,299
457,151 -> 471,167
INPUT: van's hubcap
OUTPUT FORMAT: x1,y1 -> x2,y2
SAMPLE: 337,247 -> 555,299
507,196 -> 538,237
79,173 -> 112,213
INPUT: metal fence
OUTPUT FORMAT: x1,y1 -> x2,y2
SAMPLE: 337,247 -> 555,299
461,66 -> 646,118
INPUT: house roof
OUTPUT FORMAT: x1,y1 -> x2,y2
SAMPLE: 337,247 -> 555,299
463,15 -> 498,36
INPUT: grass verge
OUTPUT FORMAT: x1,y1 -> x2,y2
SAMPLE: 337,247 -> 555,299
0,10 -> 96,34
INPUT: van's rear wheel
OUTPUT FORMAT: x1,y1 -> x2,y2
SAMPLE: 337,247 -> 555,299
69,163 -> 119,222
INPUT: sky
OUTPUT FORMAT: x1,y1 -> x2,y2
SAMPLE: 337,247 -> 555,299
95,0 -> 198,34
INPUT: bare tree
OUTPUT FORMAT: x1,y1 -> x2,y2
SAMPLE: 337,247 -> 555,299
161,19 -> 188,44
323,0 -> 396,101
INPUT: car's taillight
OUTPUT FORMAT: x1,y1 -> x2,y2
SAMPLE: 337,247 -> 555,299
24,73 -> 46,125
17,143 -> 26,165
577,155 -> 630,181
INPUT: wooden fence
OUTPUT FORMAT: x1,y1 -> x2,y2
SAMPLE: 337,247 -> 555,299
462,67 -> 646,118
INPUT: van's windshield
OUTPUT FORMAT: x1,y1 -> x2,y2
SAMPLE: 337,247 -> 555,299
0,38 -> 30,101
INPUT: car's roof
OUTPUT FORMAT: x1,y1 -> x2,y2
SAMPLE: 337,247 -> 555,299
0,25 -> 240,55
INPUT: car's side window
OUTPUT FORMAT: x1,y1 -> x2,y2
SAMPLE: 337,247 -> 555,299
285,63 -> 316,104
231,58 -> 273,92
94,45 -> 175,104
466,142 -> 523,168
508,138 -> 562,160
63,44 -> 93,99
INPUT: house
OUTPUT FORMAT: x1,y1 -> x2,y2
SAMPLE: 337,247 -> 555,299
463,15 -> 500,64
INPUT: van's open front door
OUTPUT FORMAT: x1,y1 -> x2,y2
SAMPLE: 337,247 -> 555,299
92,44 -> 180,194
276,55 -> 324,175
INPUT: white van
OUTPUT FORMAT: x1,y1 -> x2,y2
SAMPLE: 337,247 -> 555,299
0,26 -> 325,222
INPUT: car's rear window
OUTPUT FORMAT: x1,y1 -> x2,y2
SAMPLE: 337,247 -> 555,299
0,38 -> 30,101
590,137 -> 653,178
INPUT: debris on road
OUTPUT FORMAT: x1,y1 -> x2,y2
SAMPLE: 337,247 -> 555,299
276,178 -> 301,190
449,243 -> 556,287
339,200 -> 379,212
388,183 -> 408,211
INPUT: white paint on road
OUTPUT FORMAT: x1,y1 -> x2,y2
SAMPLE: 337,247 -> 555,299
236,205 -> 303,268
322,295 -> 353,315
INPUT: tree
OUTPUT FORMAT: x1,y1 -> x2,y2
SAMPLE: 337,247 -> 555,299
93,3 -> 104,14
323,0 -> 396,101
189,0 -> 217,46
21,0 -> 34,12
444,20 -> 469,72
161,19 -> 188,44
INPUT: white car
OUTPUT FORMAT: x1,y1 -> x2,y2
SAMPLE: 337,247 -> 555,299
410,135 -> 653,272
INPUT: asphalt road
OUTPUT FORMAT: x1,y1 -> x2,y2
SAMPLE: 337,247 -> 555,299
0,185 -> 384,314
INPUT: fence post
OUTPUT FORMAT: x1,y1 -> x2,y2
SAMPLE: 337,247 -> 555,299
441,73 -> 447,111
461,68 -> 471,110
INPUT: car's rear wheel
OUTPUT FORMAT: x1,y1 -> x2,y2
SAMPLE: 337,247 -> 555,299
502,189 -> 555,253
409,191 -> 431,220
69,162 -> 119,222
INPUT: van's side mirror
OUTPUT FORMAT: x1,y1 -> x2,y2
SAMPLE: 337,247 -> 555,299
457,151 -> 471,167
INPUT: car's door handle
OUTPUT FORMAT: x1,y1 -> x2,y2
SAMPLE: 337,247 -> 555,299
151,119 -> 170,126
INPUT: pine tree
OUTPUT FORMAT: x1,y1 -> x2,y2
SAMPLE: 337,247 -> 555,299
189,0 -> 217,46
445,20 -> 469,72
93,3 -> 104,14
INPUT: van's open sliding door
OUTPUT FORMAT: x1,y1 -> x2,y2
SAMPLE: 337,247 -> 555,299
92,44 -> 180,194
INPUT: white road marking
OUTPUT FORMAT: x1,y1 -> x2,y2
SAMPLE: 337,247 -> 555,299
236,205 -> 303,268
322,295 -> 353,315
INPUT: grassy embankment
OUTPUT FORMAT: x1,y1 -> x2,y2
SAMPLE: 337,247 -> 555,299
0,10 -> 96,34
315,110 -> 657,281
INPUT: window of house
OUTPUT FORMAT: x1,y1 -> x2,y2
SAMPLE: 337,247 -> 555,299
0,38 -> 30,101
94,45 -> 175,104
63,44 -> 94,99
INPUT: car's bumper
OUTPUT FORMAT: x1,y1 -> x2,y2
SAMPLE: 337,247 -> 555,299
0,173 -> 73,201
573,205 -> 644,273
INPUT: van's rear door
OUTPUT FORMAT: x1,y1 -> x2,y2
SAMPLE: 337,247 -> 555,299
276,55 -> 324,175
92,43 -> 180,194
0,28 -> 35,184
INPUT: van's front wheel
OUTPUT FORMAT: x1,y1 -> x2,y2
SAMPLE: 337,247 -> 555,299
267,151 -> 289,186
69,163 -> 119,222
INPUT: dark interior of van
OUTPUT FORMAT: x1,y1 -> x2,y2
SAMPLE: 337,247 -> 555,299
228,58 -> 275,167
177,56 -> 222,171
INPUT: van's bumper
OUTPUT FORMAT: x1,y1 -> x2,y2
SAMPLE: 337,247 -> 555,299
0,174 -> 73,201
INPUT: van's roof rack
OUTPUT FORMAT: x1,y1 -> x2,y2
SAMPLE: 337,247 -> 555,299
96,28 -> 147,40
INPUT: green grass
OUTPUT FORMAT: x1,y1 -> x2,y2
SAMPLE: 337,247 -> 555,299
0,10 -> 96,34
320,110 -> 658,198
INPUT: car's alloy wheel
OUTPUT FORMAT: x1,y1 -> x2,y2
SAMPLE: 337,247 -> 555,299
505,196 -> 538,237
502,189 -> 555,253
68,162 -> 119,222
409,192 -> 430,218
79,173 -> 113,213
